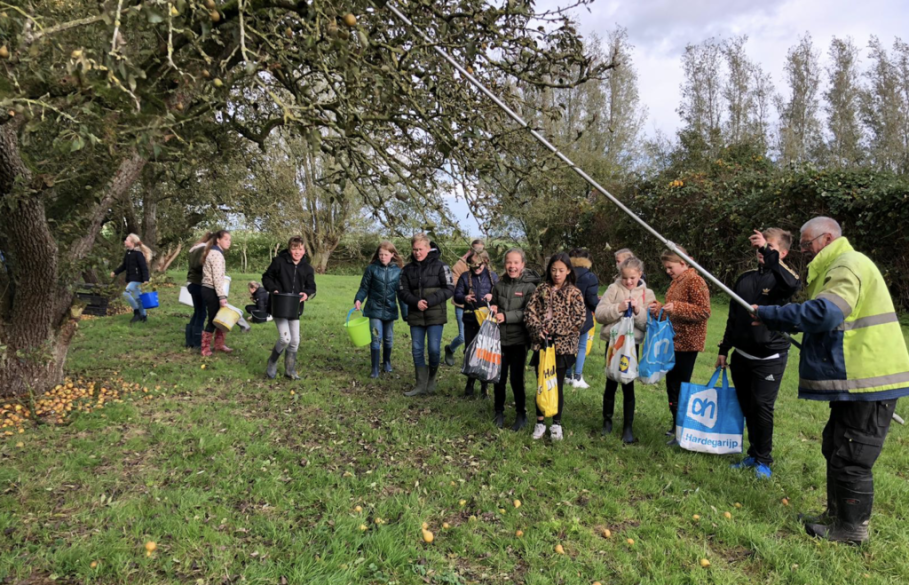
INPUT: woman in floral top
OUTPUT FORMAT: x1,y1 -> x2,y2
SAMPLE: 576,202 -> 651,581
649,246 -> 711,446
524,252 -> 587,441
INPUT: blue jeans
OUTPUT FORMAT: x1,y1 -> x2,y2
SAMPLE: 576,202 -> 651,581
568,330 -> 589,378
187,283 -> 207,347
370,319 -> 395,350
411,325 -> 444,367
448,306 -> 465,352
123,281 -> 146,316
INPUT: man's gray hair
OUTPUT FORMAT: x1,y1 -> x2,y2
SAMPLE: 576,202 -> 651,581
801,216 -> 843,239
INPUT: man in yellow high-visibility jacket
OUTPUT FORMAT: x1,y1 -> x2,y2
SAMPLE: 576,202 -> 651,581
756,216 -> 909,544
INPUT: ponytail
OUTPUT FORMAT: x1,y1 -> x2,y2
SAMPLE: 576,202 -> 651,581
127,233 -> 154,265
202,229 -> 230,264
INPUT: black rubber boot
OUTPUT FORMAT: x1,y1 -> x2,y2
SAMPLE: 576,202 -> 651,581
493,411 -> 505,429
404,366 -> 430,396
266,348 -> 282,379
284,350 -> 301,381
602,388 -> 615,435
426,366 -> 439,395
130,309 -> 142,324
370,348 -> 380,378
621,394 -> 637,443
480,383 -> 488,400
463,378 -> 475,398
806,487 -> 871,545
382,344 -> 393,373
444,345 -> 456,367
184,324 -> 192,348
511,412 -> 528,432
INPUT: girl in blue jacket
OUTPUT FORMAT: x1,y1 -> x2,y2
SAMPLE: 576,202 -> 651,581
355,241 -> 408,377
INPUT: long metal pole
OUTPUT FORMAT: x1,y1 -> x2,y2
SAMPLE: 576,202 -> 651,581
383,3 -> 757,316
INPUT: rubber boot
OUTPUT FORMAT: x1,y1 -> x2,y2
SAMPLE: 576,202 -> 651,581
480,383 -> 488,400
404,366 -> 430,396
511,412 -> 528,432
139,313 -> 147,323
426,366 -> 439,395
493,411 -> 505,429
444,344 -> 456,367
200,331 -> 213,357
621,396 -> 637,444
383,344 -> 393,373
130,309 -> 142,324
184,324 -> 192,348
602,389 -> 615,435
265,348 -> 282,379
213,329 -> 233,353
463,378 -> 475,398
284,350 -> 300,380
370,348 -> 381,378
806,487 -> 872,545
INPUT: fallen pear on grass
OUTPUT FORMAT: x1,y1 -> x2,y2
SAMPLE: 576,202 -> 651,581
422,529 -> 434,543
555,544 -> 565,555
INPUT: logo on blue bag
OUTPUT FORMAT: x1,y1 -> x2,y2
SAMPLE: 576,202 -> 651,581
687,388 -> 718,429
652,338 -> 672,359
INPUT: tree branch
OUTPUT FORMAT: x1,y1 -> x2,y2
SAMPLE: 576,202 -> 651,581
68,151 -> 147,264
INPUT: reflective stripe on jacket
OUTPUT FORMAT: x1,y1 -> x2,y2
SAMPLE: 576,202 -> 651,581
757,237 -> 909,401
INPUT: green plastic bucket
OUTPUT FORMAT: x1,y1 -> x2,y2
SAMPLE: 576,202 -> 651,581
345,308 -> 371,347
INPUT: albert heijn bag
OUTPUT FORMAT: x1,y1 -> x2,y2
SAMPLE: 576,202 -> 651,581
461,316 -> 502,383
606,307 -> 638,384
638,309 -> 676,385
676,368 -> 744,455
535,340 -> 559,418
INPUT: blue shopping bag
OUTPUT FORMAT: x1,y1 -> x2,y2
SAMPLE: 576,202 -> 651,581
638,309 -> 675,384
676,368 -> 744,455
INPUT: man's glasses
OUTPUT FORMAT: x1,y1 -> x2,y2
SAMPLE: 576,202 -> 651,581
799,233 -> 827,250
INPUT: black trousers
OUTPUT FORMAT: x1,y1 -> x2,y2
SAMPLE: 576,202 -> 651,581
821,400 -> 896,521
729,352 -> 788,465
200,286 -> 222,333
494,345 -> 528,414
665,351 -> 699,425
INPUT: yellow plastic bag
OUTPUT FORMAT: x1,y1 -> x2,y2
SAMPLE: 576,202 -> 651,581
536,343 -> 559,418
585,322 -> 596,357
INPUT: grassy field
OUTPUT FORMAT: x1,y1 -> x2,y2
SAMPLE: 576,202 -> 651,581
2,272 -> 909,584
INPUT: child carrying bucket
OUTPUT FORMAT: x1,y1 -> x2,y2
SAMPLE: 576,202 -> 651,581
354,241 -> 408,378
110,233 -> 153,325
262,236 -> 317,380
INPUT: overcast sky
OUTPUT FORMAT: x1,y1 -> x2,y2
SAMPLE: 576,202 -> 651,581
446,0 -> 909,235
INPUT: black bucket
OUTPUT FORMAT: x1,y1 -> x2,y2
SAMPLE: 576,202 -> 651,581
270,293 -> 301,320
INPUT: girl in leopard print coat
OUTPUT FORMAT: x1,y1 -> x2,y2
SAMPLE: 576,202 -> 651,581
524,252 -> 587,441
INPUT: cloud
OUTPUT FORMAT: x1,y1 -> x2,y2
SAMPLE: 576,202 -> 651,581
542,0 -> 909,136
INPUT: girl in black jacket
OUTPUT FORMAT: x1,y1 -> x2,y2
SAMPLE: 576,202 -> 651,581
398,234 -> 454,397
110,233 -> 153,324
567,248 -> 600,389
245,281 -> 270,323
261,236 -> 317,381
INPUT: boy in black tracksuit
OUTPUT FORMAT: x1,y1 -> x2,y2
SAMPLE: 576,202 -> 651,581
717,228 -> 800,478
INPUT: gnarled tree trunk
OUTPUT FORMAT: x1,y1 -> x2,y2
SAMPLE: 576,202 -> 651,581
0,121 -> 146,399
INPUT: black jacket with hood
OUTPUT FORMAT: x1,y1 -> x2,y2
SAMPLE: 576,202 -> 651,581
571,257 -> 600,335
397,242 -> 454,327
262,250 -> 317,318
490,269 -> 541,346
114,249 -> 150,284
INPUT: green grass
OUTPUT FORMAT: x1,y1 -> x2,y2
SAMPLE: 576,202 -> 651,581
2,273 -> 909,584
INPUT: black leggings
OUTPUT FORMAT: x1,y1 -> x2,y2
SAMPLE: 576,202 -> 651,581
494,345 -> 527,414
665,351 -> 699,424
201,286 -> 222,333
604,345 -> 641,419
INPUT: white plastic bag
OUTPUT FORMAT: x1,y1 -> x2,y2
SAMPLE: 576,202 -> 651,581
606,307 -> 638,384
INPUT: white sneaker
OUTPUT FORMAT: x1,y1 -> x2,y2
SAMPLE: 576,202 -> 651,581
532,423 -> 547,440
574,377 -> 590,389
565,376 -> 576,388
550,424 -> 564,441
